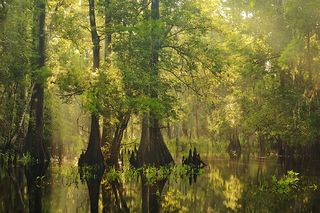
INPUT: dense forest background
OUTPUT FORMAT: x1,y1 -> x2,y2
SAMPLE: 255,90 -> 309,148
1,0 -> 320,165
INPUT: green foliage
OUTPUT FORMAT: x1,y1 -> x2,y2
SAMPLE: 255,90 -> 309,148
18,153 -> 33,165
271,170 -> 300,195
34,66 -> 53,83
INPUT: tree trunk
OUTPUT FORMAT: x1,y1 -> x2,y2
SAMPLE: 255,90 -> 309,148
10,84 -> 34,148
258,133 -> 266,157
82,0 -> 104,165
84,114 -> 104,165
104,0 -> 112,63
167,120 -> 172,140
137,0 -> 174,167
227,130 -> 241,160
277,137 -> 286,157
138,113 -> 173,167
25,0 -> 49,162
100,0 -> 114,148
109,112 -> 130,167
195,101 -> 200,139
101,117 -> 115,147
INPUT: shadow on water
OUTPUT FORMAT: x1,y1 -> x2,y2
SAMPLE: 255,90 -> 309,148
141,177 -> 168,213
25,162 -> 49,213
0,164 -> 26,212
101,175 -> 129,213
79,165 -> 105,213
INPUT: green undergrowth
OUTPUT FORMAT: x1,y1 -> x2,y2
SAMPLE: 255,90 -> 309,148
257,170 -> 318,201
79,163 -> 205,185
0,152 -> 33,166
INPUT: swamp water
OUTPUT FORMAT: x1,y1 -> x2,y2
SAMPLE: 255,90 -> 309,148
1,155 -> 320,212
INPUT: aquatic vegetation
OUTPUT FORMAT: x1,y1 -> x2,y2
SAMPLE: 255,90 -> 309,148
18,153 -> 33,165
0,151 -> 33,166
99,164 -> 204,185
271,170 -> 300,195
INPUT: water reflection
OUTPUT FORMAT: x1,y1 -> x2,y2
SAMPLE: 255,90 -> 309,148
101,173 -> 129,212
79,166 -> 104,213
25,162 -> 49,213
141,177 -> 167,213
1,157 -> 320,212
0,164 -> 26,212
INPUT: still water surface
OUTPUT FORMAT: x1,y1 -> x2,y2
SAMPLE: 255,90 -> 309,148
1,156 -> 320,212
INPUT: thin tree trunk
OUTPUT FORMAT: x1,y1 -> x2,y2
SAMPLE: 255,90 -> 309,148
195,101 -> 200,138
109,112 -> 130,167
227,129 -> 241,160
101,1 -> 130,167
10,84 -> 34,147
167,120 -> 172,140
101,117 -> 114,147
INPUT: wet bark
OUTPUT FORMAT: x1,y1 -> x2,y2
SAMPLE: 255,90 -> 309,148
138,113 -> 173,167
83,114 -> 104,165
25,0 -> 49,162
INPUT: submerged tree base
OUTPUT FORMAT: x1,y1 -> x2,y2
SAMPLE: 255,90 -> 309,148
137,114 -> 174,167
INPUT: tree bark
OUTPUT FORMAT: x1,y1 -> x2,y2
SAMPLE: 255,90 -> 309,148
10,84 -> 34,147
82,0 -> 104,165
25,0 -> 49,162
101,0 -> 129,167
137,0 -> 174,167
167,120 -> 172,140
109,112 -> 130,167
258,133 -> 266,157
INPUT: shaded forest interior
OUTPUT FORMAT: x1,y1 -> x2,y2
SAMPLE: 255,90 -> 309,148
1,0 -> 320,203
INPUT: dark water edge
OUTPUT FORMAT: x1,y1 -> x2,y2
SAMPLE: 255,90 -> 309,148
1,156 -> 320,212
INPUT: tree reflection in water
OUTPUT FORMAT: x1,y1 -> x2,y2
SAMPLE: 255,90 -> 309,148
141,177 -> 167,213
101,169 -> 129,213
25,162 -> 49,213
1,158 -> 320,212
79,165 -> 104,213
